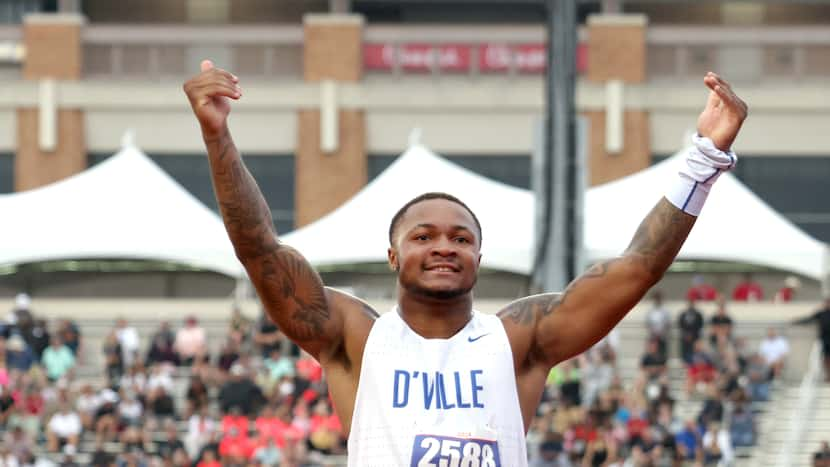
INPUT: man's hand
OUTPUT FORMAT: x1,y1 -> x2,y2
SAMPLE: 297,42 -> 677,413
697,72 -> 748,152
183,60 -> 242,139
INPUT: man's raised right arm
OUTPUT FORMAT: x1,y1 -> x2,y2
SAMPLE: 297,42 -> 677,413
183,60 -> 343,360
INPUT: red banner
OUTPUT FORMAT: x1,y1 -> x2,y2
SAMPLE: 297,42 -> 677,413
365,42 -> 587,74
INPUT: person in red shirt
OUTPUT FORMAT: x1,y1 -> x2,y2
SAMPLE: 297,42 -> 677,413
775,276 -> 801,303
687,275 -> 719,302
732,273 -> 763,302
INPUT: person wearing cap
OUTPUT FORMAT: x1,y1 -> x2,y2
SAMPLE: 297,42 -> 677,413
218,363 -> 265,416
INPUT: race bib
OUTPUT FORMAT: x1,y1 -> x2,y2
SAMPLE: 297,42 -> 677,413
410,434 -> 501,467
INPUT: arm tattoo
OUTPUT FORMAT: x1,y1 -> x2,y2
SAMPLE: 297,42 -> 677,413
625,198 -> 696,278
204,130 -> 330,344
205,129 -> 277,259
258,248 -> 329,342
501,293 -> 565,326
501,258 -> 621,327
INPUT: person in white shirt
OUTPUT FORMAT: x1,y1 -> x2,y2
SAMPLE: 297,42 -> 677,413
759,327 -> 789,379
46,400 -> 82,452
115,318 -> 141,368
645,291 -> 672,359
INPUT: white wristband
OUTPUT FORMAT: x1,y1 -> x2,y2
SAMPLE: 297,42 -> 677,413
665,134 -> 737,216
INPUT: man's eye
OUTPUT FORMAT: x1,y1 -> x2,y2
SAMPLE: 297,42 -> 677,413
416,235 -> 429,241
454,237 -> 469,243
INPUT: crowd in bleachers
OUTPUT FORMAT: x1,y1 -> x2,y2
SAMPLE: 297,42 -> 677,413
1,295 -> 342,467
525,282 -> 793,467
0,279 -> 816,466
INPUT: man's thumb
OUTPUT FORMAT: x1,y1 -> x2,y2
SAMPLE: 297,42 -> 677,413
200,59 -> 214,72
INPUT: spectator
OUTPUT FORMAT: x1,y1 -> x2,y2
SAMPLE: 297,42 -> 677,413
147,385 -> 177,419
686,340 -> 716,395
56,319 -> 81,358
529,434 -> 569,467
186,375 -> 210,418
814,441 -> 830,467
759,327 -> 789,379
252,437 -> 282,466
645,291 -> 671,359
253,311 -> 282,358
24,318 -> 50,362
218,363 -> 265,417
186,406 -> 218,458
729,401 -> 756,447
156,419 -> 186,460
115,318 -> 141,369
640,339 -> 667,383
216,338 -> 241,373
46,400 -> 82,452
5,334 -> 34,372
775,276 -> 801,303
74,384 -> 100,430
745,353 -> 772,402
228,306 -> 252,347
675,419 -> 700,462
146,364 -> 175,395
3,425 -> 34,462
175,316 -> 208,366
90,444 -> 115,467
94,389 -> 120,444
145,334 -> 180,367
149,321 -> 176,348
687,275 -> 719,302
41,336 -> 75,382
701,421 -> 733,466
102,330 -> 124,385
732,273 -> 764,302
263,348 -> 295,383
709,301 -> 734,346
678,299 -> 705,364
792,298 -> 830,381
117,390 -> 143,428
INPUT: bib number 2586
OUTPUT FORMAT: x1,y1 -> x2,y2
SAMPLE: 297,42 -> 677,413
410,434 -> 500,467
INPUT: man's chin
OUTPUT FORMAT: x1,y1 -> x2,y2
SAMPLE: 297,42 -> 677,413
405,283 -> 473,300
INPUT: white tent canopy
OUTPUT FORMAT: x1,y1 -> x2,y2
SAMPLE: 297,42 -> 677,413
283,144 -> 829,281
0,144 -> 244,277
282,144 -> 535,274
586,154 -> 829,280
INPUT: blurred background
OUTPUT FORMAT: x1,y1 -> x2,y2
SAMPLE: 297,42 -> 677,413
0,0 -> 829,466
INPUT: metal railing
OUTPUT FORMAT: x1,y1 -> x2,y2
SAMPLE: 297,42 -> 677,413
777,340 -> 822,467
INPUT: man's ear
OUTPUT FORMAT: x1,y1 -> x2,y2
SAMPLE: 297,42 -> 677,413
387,247 -> 399,272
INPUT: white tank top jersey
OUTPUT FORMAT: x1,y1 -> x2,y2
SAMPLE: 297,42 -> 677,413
347,309 -> 528,467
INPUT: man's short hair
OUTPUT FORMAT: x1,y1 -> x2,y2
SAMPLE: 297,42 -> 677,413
388,192 -> 482,247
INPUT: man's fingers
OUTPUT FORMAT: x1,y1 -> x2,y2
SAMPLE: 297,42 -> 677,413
201,60 -> 213,72
192,83 -> 242,102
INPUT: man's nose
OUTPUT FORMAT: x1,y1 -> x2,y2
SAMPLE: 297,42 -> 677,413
430,237 -> 456,256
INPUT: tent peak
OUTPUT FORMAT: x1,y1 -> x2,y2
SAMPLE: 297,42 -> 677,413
121,128 -> 137,149
407,127 -> 422,149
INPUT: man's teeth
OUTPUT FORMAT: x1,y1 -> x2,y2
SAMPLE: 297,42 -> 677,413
432,267 -> 454,272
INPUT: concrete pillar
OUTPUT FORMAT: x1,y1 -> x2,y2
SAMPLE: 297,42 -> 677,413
15,13 -> 86,192
295,14 -> 366,227
585,14 -> 651,186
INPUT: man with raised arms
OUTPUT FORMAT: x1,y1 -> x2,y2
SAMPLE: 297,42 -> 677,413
184,60 -> 747,466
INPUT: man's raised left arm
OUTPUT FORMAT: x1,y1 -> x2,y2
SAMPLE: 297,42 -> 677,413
500,72 -> 748,369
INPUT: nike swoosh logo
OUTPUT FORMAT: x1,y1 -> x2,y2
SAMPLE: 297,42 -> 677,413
468,333 -> 490,343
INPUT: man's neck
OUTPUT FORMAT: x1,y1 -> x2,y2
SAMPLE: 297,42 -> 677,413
397,288 -> 474,339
